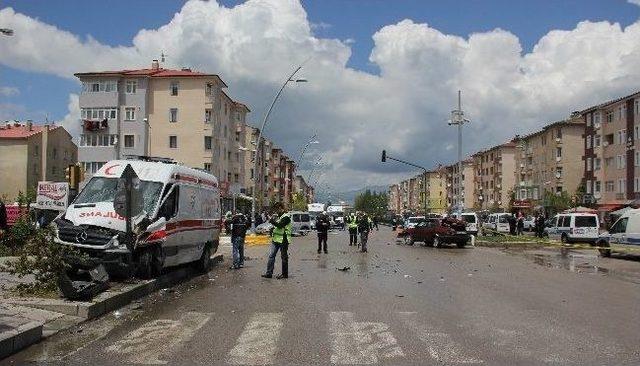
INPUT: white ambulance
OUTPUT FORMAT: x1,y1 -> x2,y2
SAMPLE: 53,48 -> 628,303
53,158 -> 221,278
595,209 -> 640,257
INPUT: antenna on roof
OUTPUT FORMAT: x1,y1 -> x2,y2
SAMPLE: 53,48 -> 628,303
161,51 -> 167,63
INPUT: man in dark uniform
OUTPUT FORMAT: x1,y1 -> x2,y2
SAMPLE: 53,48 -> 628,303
230,213 -> 248,269
316,211 -> 330,254
356,212 -> 371,252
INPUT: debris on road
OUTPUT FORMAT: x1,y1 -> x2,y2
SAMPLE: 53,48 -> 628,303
337,266 -> 351,272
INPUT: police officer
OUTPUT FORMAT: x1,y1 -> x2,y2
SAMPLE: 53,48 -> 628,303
347,212 -> 358,246
262,203 -> 292,279
316,211 -> 330,254
357,212 -> 371,252
230,212 -> 248,270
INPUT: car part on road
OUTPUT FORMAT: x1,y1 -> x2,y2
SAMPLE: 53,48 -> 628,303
433,236 -> 441,248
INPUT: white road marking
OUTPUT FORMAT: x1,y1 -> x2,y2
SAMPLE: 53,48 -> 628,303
106,312 -> 210,364
227,312 -> 284,365
398,312 -> 482,364
329,311 -> 404,364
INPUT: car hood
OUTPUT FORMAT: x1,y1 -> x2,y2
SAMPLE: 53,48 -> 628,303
63,202 -> 126,232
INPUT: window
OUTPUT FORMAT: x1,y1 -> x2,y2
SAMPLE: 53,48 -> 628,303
605,181 -> 615,192
557,128 -> 562,139
587,158 -> 592,171
618,130 -> 627,145
125,107 -> 135,121
205,109 -> 212,123
224,125 -> 228,138
227,151 -> 232,161
556,147 -> 562,159
606,111 -> 613,123
79,134 -> 117,147
575,216 -> 597,228
594,134 -> 601,147
169,108 -> 178,123
610,217 -> 628,234
605,157 -> 613,167
250,168 -> 254,179
556,167 -> 562,178
619,179 -> 626,194
204,136 -> 212,150
227,172 -> 232,182
234,173 -> 239,183
124,135 -> 134,148
586,113 -> 592,127
204,163 -> 212,172
235,131 -> 240,142
126,81 -> 137,94
104,81 -> 117,92
586,180 -> 592,194
616,155 -> 625,169
82,108 -> 117,120
52,148 -> 57,159
595,181 -> 601,193
559,216 -> 569,227
635,177 -> 640,193
636,151 -> 640,167
82,162 -> 106,174
169,135 -> 177,148
636,125 -> 640,141
170,82 -> 179,96
206,83 -> 214,96
586,135 -> 592,149
91,82 -> 100,92
235,152 -> 239,162
594,112 -> 601,125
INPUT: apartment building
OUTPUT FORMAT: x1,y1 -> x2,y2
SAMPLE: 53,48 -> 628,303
388,184 -> 401,213
472,141 -> 516,210
425,169 -> 447,214
293,175 -> 315,203
444,159 -> 475,211
0,122 -> 77,201
582,91 -> 640,208
514,116 -> 585,203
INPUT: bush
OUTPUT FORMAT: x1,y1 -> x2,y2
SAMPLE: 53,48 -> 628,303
2,226 -> 84,296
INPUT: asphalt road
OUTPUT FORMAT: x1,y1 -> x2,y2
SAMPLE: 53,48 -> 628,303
5,227 -> 640,365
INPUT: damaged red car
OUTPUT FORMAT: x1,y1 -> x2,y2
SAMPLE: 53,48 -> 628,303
399,217 -> 470,248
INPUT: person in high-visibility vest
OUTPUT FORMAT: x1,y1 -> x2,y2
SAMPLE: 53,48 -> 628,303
262,202 -> 292,279
347,212 -> 358,246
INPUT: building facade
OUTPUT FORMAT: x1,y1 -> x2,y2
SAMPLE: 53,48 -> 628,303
514,117 -> 585,202
473,141 -> 516,211
0,122 -> 77,201
583,91 -> 640,208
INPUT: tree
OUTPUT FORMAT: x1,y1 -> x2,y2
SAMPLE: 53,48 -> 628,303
291,192 -> 307,211
354,190 -> 388,218
543,190 -> 572,216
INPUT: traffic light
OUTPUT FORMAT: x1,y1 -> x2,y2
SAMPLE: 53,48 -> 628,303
66,164 -> 80,190
381,150 -> 387,162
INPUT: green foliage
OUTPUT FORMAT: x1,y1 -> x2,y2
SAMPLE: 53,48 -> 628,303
1,216 -> 36,254
542,190 -> 572,215
354,190 -> 388,218
291,192 -> 307,211
2,226 -> 84,296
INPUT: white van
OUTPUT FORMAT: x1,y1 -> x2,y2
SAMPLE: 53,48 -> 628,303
596,209 -> 640,257
288,211 -> 311,236
484,213 -> 511,234
455,212 -> 480,235
545,213 -> 599,243
53,159 -> 221,278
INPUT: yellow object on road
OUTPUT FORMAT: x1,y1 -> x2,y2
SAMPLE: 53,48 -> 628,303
245,234 -> 271,246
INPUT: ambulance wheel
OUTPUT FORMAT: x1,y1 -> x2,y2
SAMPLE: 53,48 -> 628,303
135,247 -> 162,279
195,243 -> 212,273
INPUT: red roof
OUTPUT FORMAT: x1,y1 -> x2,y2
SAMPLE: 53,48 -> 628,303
0,124 -> 61,139
74,67 -> 224,80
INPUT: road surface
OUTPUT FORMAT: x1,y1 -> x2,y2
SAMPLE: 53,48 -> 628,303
4,227 -> 640,365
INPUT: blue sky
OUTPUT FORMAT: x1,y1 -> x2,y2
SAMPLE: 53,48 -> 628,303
1,0 -> 638,122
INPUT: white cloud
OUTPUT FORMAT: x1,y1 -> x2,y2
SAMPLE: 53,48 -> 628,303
0,86 -> 19,96
1,1 -> 640,192
629,0 -> 640,6
59,94 -> 80,144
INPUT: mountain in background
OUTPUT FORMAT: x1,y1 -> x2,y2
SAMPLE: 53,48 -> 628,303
314,185 -> 388,205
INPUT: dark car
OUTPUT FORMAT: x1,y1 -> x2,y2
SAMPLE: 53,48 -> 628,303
400,217 -> 470,248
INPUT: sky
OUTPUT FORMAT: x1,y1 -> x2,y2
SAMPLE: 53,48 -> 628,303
1,0 -> 640,193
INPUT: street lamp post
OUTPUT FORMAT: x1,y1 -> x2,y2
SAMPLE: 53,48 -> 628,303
250,64 -> 308,231
448,90 -> 470,214
297,134 -> 319,168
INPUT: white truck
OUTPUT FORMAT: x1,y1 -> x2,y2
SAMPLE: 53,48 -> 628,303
53,159 -> 221,279
327,205 -> 347,229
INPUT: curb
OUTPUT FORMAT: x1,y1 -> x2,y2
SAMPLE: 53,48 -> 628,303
0,321 -> 42,360
0,253 -> 223,359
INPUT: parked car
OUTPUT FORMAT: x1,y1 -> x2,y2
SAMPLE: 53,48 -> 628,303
544,212 -> 600,243
404,216 -> 426,229
454,212 -> 480,236
483,213 -> 511,234
53,158 -> 220,279
400,217 -> 470,248
523,216 -> 536,231
288,211 -> 311,236
595,209 -> 640,257
255,222 -> 274,235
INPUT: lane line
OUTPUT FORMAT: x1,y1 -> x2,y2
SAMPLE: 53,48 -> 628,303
227,312 -> 284,365
398,312 -> 482,364
106,312 -> 210,364
329,311 -> 404,364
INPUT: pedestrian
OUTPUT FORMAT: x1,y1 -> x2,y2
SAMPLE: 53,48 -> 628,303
508,214 -> 516,235
357,212 -> 370,252
392,217 -> 397,231
516,212 -> 524,236
262,203 -> 292,279
536,213 -> 546,238
347,212 -> 358,246
316,211 -> 330,254
230,212 -> 248,269
373,216 -> 379,231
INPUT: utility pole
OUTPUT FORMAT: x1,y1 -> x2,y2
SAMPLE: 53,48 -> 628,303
448,90 -> 469,214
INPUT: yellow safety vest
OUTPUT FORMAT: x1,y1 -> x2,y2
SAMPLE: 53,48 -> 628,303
348,215 -> 358,229
272,213 -> 292,244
